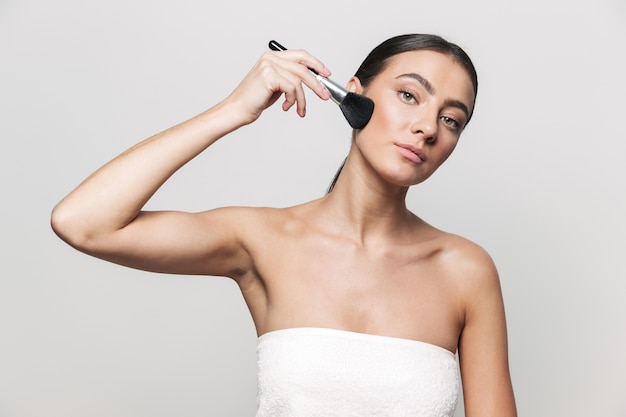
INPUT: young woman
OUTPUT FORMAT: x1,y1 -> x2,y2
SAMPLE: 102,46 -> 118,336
51,34 -> 517,417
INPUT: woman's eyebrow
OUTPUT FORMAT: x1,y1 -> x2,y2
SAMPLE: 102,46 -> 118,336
397,73 -> 470,119
443,99 -> 469,120
397,73 -> 435,95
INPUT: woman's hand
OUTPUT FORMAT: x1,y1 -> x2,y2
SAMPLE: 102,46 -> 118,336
223,49 -> 332,125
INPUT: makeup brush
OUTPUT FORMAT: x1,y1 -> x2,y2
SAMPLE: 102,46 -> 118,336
268,40 -> 374,129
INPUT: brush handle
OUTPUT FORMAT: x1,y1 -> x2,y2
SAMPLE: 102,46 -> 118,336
268,40 -> 317,71
267,40 -> 346,104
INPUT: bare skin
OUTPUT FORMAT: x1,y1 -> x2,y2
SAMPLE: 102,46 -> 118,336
51,48 -> 516,416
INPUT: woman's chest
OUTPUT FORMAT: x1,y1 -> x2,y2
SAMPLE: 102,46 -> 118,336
247,233 -> 464,350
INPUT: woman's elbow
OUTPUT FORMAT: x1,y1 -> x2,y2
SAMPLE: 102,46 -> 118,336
50,201 -> 92,250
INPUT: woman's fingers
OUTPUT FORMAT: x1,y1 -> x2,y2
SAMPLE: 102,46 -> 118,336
272,49 -> 332,101
228,49 -> 332,123
271,63 -> 311,117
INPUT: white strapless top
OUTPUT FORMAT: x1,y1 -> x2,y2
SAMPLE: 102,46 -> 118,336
256,327 -> 460,417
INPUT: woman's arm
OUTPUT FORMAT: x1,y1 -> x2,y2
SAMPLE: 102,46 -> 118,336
51,49 -> 331,279
457,247 -> 517,417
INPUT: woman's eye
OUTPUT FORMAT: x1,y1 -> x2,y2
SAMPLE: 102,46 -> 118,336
440,116 -> 460,130
399,90 -> 416,103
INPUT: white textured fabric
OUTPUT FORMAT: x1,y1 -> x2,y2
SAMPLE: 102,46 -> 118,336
256,327 -> 460,417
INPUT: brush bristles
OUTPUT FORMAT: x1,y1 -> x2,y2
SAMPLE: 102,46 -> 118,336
339,93 -> 375,129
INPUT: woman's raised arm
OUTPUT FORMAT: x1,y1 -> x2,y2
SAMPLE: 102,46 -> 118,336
51,49 -> 331,278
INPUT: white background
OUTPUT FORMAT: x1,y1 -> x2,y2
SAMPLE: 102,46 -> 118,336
1,0 -> 625,416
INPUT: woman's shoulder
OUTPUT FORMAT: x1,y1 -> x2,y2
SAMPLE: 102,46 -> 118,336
439,231 -> 494,265
423,225 -> 499,288
203,199 -> 321,233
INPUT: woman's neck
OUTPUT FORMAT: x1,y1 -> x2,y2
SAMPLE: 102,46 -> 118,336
318,154 -> 417,246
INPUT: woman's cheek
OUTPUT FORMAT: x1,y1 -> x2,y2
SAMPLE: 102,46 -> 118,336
434,138 -> 459,166
377,101 -> 404,128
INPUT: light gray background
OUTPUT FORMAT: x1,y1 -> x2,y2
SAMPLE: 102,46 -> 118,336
1,0 -> 625,416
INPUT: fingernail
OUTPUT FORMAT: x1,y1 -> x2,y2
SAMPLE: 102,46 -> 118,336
322,86 -> 331,99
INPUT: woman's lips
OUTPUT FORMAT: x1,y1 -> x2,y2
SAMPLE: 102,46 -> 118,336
395,143 -> 426,164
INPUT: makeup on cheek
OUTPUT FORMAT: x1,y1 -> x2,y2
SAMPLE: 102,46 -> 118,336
268,40 -> 375,129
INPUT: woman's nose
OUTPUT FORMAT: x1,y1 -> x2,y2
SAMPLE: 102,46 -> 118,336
410,111 -> 438,143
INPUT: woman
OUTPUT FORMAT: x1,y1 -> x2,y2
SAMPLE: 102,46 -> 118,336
51,34 -> 517,416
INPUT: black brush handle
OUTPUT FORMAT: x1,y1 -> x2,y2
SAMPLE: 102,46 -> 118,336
268,40 -> 286,52
268,40 -> 320,75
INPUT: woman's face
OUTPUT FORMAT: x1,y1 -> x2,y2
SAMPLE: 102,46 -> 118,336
350,50 -> 476,188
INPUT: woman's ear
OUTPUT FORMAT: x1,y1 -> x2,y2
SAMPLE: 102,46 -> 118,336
346,76 -> 364,94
